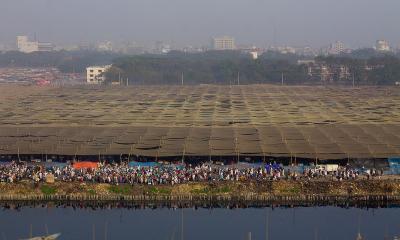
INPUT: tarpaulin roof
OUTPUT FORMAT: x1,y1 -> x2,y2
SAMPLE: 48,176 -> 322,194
0,85 -> 399,160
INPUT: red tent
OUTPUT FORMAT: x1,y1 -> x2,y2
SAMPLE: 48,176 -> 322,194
72,161 -> 98,170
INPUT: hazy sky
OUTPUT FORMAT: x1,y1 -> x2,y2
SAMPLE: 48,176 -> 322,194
1,0 -> 400,48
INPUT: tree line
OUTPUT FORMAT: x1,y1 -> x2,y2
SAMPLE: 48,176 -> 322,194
0,49 -> 399,85
106,50 -> 400,86
106,51 -> 309,85
0,50 -> 121,73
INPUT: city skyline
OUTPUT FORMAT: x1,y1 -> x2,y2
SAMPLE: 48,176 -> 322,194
5,34 -> 399,56
1,0 -> 400,49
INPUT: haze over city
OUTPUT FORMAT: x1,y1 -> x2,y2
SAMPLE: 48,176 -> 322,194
2,0 -> 400,48
1,1 -> 400,240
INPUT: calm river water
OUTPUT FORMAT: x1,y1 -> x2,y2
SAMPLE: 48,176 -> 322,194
0,204 -> 399,240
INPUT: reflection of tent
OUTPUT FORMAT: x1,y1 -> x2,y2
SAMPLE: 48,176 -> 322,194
72,161 -> 98,169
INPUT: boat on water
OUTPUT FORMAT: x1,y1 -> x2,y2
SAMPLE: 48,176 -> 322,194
21,233 -> 61,240
355,232 -> 364,240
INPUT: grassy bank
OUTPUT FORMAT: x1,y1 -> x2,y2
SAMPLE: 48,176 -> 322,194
0,180 -> 399,202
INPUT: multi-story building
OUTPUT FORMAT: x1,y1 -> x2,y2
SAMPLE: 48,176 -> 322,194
297,46 -> 317,56
301,61 -> 351,83
17,36 -> 53,53
271,46 -> 296,54
0,44 -> 6,52
375,40 -> 390,52
97,41 -> 113,52
327,41 -> 346,55
17,36 -> 38,53
213,36 -> 236,50
86,65 -> 111,84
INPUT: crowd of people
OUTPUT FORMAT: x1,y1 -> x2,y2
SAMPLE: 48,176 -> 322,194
0,161 -> 383,185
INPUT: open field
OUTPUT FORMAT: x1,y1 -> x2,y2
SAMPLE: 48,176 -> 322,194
0,84 -> 399,160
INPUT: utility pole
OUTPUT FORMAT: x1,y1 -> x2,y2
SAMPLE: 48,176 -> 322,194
182,143 -> 185,164
281,72 -> 284,85
181,72 -> 184,86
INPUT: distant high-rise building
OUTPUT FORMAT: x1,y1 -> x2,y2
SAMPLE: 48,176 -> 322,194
97,41 -> 113,52
271,46 -> 296,54
249,51 -> 258,60
17,36 -> 38,53
0,43 -> 6,52
297,46 -> 317,56
375,40 -> 390,52
153,41 -> 171,54
213,36 -> 236,50
17,36 -> 53,53
327,41 -> 346,55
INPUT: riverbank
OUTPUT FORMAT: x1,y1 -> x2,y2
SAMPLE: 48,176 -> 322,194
1,179 -> 400,203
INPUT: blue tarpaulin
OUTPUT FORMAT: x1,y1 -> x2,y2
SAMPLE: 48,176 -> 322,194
26,161 -> 68,169
164,164 -> 185,170
128,161 -> 160,168
236,162 -> 264,169
283,164 -> 307,174
388,157 -> 400,175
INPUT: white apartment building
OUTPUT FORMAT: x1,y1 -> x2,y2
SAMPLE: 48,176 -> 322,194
328,41 -> 345,55
17,36 -> 53,53
97,41 -> 113,52
249,51 -> 258,60
375,40 -> 390,52
213,36 -> 236,50
17,36 -> 38,53
86,65 -> 111,84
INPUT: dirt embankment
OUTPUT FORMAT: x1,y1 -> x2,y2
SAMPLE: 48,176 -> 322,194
0,180 -> 399,199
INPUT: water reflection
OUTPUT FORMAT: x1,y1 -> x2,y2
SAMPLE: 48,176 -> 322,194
0,202 -> 398,240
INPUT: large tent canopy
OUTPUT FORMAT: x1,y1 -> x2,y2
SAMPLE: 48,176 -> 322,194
0,84 -> 399,160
